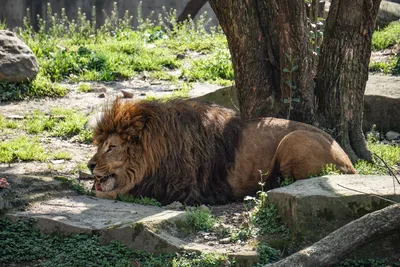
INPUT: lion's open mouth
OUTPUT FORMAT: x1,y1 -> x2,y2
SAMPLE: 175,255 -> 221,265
95,175 -> 116,192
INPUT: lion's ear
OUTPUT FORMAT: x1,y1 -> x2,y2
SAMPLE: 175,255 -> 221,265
126,116 -> 146,137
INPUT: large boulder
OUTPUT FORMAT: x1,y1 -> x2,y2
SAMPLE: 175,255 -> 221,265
0,30 -> 39,82
377,0 -> 400,28
363,74 -> 400,133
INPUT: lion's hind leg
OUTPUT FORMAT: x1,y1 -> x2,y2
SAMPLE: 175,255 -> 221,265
273,130 -> 356,181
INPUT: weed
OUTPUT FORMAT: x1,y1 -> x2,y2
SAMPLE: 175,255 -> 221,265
182,48 -> 234,84
278,177 -> 295,187
77,83 -> 92,93
355,140 -> 400,175
185,206 -> 215,232
172,251 -> 234,267
319,164 -> 342,176
0,218 -> 235,266
253,243 -> 281,266
118,194 -> 161,207
230,227 -> 254,243
369,58 -> 399,75
372,21 -> 400,50
0,136 -> 48,163
52,151 -> 72,160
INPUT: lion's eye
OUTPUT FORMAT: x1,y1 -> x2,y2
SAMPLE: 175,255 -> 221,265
106,145 -> 116,153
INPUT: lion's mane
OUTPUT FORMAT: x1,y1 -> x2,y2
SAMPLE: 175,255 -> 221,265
93,99 -> 245,205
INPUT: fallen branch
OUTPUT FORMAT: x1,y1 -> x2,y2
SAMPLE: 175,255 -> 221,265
265,204 -> 400,267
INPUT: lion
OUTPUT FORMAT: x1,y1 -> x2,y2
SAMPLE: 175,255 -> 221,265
88,98 -> 356,205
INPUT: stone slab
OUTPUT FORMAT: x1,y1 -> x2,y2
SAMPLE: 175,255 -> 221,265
267,175 -> 400,259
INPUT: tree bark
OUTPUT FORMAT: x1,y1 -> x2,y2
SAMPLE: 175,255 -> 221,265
209,0 -> 315,122
315,0 -> 381,162
265,204 -> 400,267
177,0 -> 208,23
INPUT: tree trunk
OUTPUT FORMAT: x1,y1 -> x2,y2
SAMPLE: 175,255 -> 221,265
177,0 -> 208,23
209,0 -> 317,122
264,204 -> 400,267
315,0 -> 381,162
209,0 -> 381,162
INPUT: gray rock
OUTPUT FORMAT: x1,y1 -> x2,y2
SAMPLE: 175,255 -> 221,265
377,1 -> 400,27
85,112 -> 104,130
267,175 -> 400,259
386,130 -> 400,140
121,89 -> 134,98
364,74 -> 400,133
0,30 -> 39,82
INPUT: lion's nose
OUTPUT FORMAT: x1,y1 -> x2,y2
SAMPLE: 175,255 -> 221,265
88,162 -> 96,174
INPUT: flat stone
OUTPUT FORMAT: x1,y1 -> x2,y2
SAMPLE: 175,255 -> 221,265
267,175 -> 400,259
386,131 -> 400,141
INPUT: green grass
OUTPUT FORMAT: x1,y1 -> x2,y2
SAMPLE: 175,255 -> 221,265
1,3 -> 231,101
118,194 -> 162,207
355,141 -> 400,175
52,151 -> 72,160
0,218 -> 233,267
0,136 -> 48,163
185,207 -> 216,232
372,21 -> 400,50
77,83 -> 92,93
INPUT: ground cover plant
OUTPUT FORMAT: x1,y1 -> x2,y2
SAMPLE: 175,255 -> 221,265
369,20 -> 400,75
0,218 -> 234,267
1,2 -> 232,101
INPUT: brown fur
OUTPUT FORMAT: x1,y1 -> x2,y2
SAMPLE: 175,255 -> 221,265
88,99 -> 356,205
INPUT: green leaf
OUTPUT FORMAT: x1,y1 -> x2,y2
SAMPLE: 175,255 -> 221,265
292,97 -> 301,103
283,98 -> 290,104
283,68 -> 290,73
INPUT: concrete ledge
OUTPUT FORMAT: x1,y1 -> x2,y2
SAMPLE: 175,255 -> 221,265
267,175 -> 400,258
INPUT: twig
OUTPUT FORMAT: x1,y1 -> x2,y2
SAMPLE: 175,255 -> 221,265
373,153 -> 400,186
336,184 -> 398,204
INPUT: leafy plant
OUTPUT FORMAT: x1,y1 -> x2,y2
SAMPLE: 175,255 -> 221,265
372,21 -> 400,50
118,194 -> 161,207
185,207 -> 215,232
0,136 -> 48,163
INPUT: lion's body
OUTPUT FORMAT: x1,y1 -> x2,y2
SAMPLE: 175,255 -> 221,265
89,99 -> 356,205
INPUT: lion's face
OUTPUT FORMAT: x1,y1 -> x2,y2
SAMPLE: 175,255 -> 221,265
88,134 -> 128,192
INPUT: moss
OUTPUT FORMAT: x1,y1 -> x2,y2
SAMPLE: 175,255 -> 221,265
347,200 -> 389,218
316,208 -> 336,221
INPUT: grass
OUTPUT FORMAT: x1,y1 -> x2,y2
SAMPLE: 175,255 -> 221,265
185,206 -> 216,232
118,194 -> 162,207
372,21 -> 400,51
52,151 -> 72,160
1,108 -> 90,141
0,136 -> 48,163
1,3 -> 232,102
0,218 -> 233,267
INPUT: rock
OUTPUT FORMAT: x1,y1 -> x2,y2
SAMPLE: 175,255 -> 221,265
377,0 -> 400,28
364,74 -> 400,133
189,83 -> 238,111
267,175 -> 400,260
92,85 -> 107,93
165,201 -> 184,210
121,89 -> 134,98
98,93 -> 106,98
219,237 -> 231,244
386,131 -> 400,140
85,112 -> 104,130
0,30 -> 39,82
